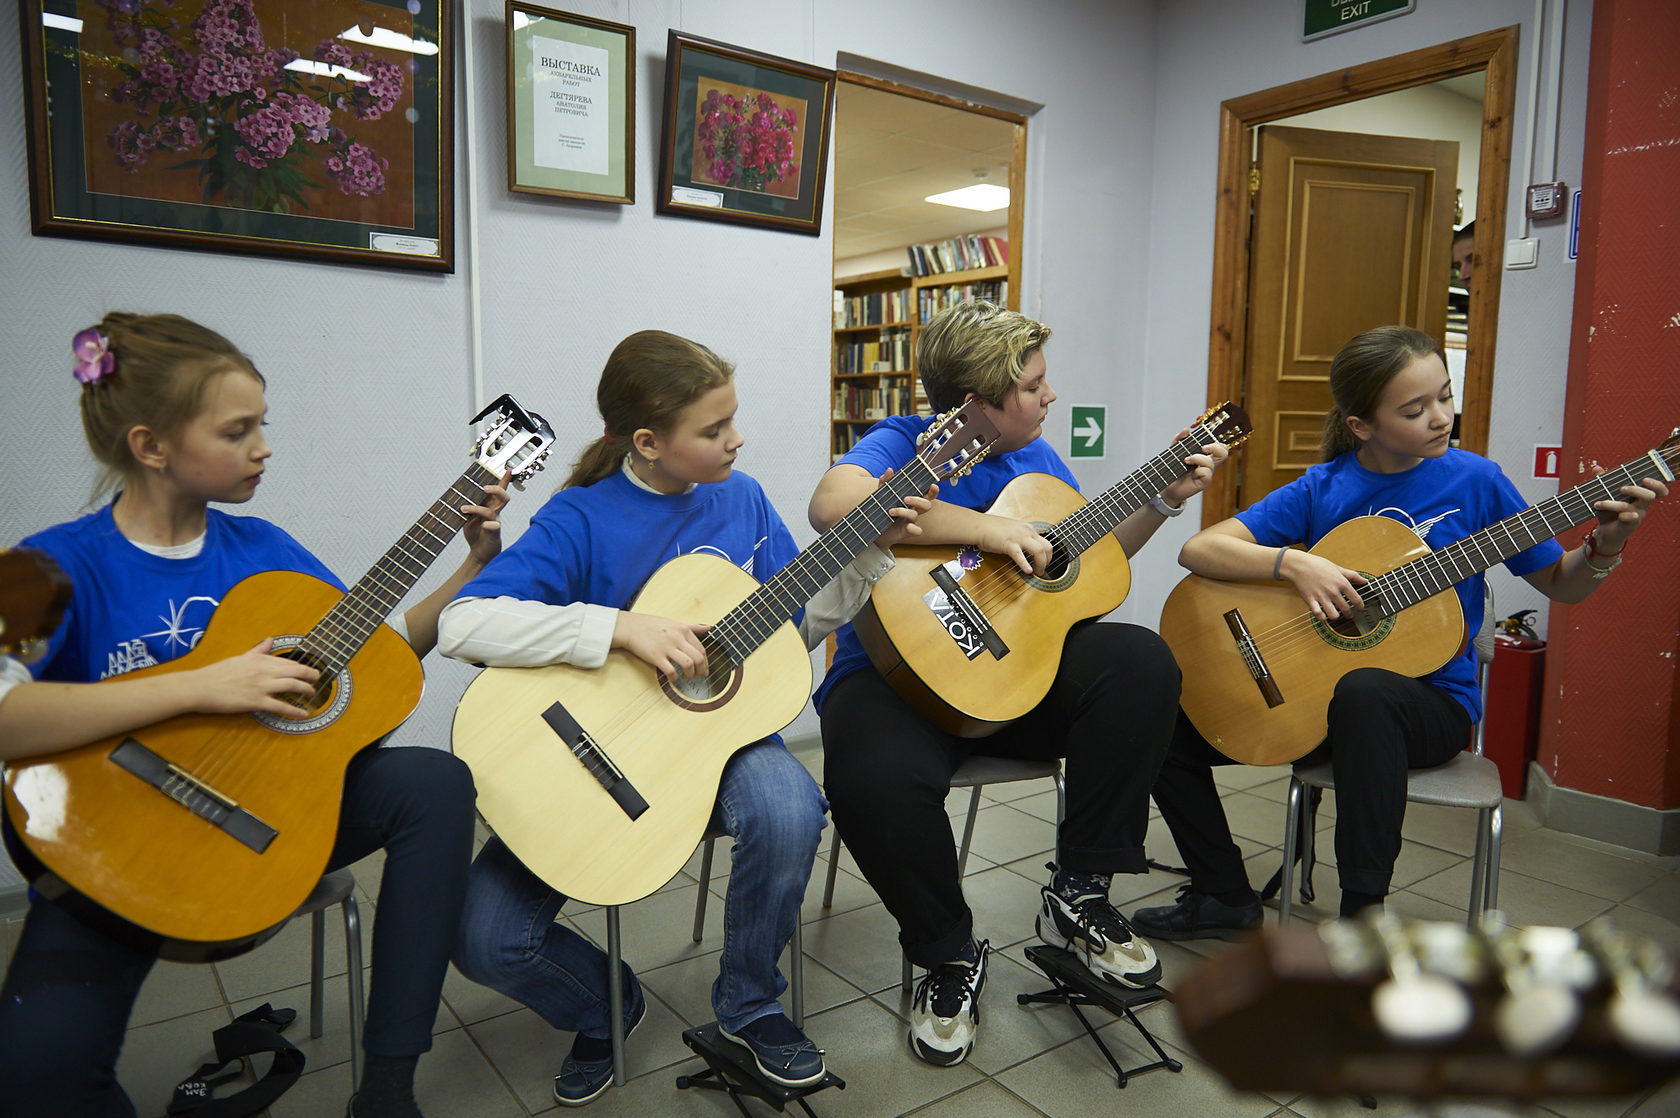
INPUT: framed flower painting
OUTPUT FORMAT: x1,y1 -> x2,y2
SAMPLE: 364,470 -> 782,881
655,30 -> 835,235
20,0 -> 455,272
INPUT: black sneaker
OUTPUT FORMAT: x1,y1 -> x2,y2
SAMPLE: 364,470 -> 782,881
1037,885 -> 1163,988
908,940 -> 988,1066
553,997 -> 646,1107
720,1012 -> 826,1087
1130,885 -> 1262,942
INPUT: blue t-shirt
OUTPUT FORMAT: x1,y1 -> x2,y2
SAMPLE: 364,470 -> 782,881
1235,448 -> 1563,722
458,469 -> 803,743
812,415 -> 1078,713
21,504 -> 340,684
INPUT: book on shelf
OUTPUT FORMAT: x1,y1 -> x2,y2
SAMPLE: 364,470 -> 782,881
917,279 -> 1008,323
835,288 -> 913,328
906,234 -> 1009,277
835,335 -> 912,375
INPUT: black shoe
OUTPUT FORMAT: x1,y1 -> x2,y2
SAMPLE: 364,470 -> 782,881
1130,885 -> 1262,942
553,997 -> 647,1107
719,1012 -> 826,1087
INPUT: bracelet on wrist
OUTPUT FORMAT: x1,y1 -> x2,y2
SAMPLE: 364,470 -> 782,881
1272,547 -> 1288,581
1148,494 -> 1184,518
1582,528 -> 1623,578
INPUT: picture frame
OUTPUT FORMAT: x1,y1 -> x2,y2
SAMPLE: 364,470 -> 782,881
506,1 -> 634,204
656,30 -> 835,236
20,0 -> 454,272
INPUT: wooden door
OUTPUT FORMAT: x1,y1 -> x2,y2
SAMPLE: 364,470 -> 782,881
1240,125 -> 1458,507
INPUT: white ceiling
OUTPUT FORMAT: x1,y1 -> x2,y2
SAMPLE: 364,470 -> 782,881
831,83 -> 1016,261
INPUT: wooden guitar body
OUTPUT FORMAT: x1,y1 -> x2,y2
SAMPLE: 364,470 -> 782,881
1162,515 -> 1465,766
855,473 -> 1132,737
453,553 -> 811,907
3,571 -> 422,959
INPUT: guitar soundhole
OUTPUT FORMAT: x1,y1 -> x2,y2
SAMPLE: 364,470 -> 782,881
1022,524 -> 1078,592
1313,598 -> 1395,652
659,658 -> 743,713
251,635 -> 352,734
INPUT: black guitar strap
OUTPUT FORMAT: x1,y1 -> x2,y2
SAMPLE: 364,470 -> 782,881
168,1003 -> 305,1118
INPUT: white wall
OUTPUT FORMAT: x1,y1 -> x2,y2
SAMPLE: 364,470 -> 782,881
0,0 -> 1158,780
1125,0 -> 1592,641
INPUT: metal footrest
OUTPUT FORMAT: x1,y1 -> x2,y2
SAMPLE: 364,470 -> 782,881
676,1022 -> 845,1116
1018,945 -> 1183,1088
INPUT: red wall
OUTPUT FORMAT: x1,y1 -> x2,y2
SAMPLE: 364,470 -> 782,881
1541,0 -> 1680,808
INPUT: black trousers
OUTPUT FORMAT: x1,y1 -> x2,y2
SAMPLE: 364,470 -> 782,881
0,746 -> 475,1118
1151,667 -> 1472,900
820,621 -> 1181,969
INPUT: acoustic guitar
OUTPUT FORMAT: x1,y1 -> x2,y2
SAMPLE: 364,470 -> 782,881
2,395 -> 555,960
1175,912 -> 1680,1100
0,548 -> 72,662
451,403 -> 999,906
1161,429 -> 1679,766
852,403 -> 1252,737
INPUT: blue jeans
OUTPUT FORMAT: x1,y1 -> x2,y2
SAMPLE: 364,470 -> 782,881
453,738 -> 825,1036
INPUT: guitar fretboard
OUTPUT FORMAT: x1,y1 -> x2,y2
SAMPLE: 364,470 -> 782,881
702,457 -> 941,667
1368,445 -> 1677,616
298,461 -> 500,674
1049,423 -> 1224,556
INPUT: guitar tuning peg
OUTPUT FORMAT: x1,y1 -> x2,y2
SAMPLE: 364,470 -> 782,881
1366,913 -> 1474,1046
1583,919 -> 1680,1061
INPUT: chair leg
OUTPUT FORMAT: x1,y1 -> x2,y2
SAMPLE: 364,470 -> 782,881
1299,787 -> 1318,904
607,906 -> 626,1088
693,838 -> 716,942
901,952 -> 913,994
342,895 -> 364,1091
310,909 -> 326,1040
821,827 -> 842,909
1279,778 -> 1303,924
1487,803 -> 1502,914
790,918 -> 804,1028
955,785 -> 984,878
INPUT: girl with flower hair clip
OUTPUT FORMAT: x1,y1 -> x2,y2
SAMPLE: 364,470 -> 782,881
0,312 -> 509,1118
437,328 -> 932,1106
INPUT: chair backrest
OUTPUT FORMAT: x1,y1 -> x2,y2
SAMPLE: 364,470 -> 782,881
1470,581 -> 1495,757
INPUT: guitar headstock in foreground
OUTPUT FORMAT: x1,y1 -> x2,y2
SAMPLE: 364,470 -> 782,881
1175,912 -> 1680,1100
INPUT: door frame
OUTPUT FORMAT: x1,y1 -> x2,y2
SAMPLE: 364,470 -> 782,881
833,69 -> 1028,306
1201,26 -> 1519,526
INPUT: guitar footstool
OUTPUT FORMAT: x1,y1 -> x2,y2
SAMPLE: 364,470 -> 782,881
1018,945 -> 1182,1088
676,1023 -> 846,1116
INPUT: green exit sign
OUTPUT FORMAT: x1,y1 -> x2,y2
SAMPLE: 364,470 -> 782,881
1069,405 -> 1105,459
1304,0 -> 1413,41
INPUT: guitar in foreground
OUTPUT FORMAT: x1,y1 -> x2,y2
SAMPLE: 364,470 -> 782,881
1162,429 -> 1679,766
1176,912 -> 1680,1100
452,403 -> 998,906
0,548 -> 71,663
2,395 -> 555,960
853,404 -> 1251,737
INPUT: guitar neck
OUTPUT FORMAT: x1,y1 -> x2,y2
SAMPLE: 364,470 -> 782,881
300,461 -> 500,671
707,457 -> 940,665
1052,428 -> 1214,554
1374,448 -> 1671,615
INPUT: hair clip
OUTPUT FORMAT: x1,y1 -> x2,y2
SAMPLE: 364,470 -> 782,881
72,327 -> 115,385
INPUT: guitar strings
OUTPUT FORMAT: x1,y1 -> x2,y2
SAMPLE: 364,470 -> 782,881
1225,461 -> 1649,677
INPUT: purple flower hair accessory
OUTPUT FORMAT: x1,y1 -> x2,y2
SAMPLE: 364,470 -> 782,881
72,327 -> 115,385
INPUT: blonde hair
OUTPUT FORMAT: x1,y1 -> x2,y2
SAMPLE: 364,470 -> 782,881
917,300 -> 1052,413
1319,325 -> 1446,461
77,312 -> 263,499
563,330 -> 735,489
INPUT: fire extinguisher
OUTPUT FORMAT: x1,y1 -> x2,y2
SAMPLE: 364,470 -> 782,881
1486,609 -> 1545,798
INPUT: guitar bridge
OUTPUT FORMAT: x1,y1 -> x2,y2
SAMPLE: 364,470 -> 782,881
541,702 -> 649,821
1224,609 -> 1284,709
928,563 -> 1009,661
109,738 -> 278,853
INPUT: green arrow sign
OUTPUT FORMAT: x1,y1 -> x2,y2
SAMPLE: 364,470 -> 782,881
1070,405 -> 1105,459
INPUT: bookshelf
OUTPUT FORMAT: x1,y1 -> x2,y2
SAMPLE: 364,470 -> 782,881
831,262 -> 1011,460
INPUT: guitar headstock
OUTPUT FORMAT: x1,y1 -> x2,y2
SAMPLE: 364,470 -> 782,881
0,548 -> 71,663
1655,427 -> 1680,476
1176,912 -> 1680,1101
915,400 -> 1000,485
1191,401 -> 1254,450
471,394 -> 556,490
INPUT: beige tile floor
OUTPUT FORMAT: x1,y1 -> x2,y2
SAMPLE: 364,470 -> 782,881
6,748 -> 1678,1118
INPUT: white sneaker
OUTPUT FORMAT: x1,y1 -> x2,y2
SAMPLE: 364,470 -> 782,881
1037,886 -> 1162,988
907,940 -> 988,1066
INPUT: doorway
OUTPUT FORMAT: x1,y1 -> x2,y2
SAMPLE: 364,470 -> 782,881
1201,26 -> 1519,523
